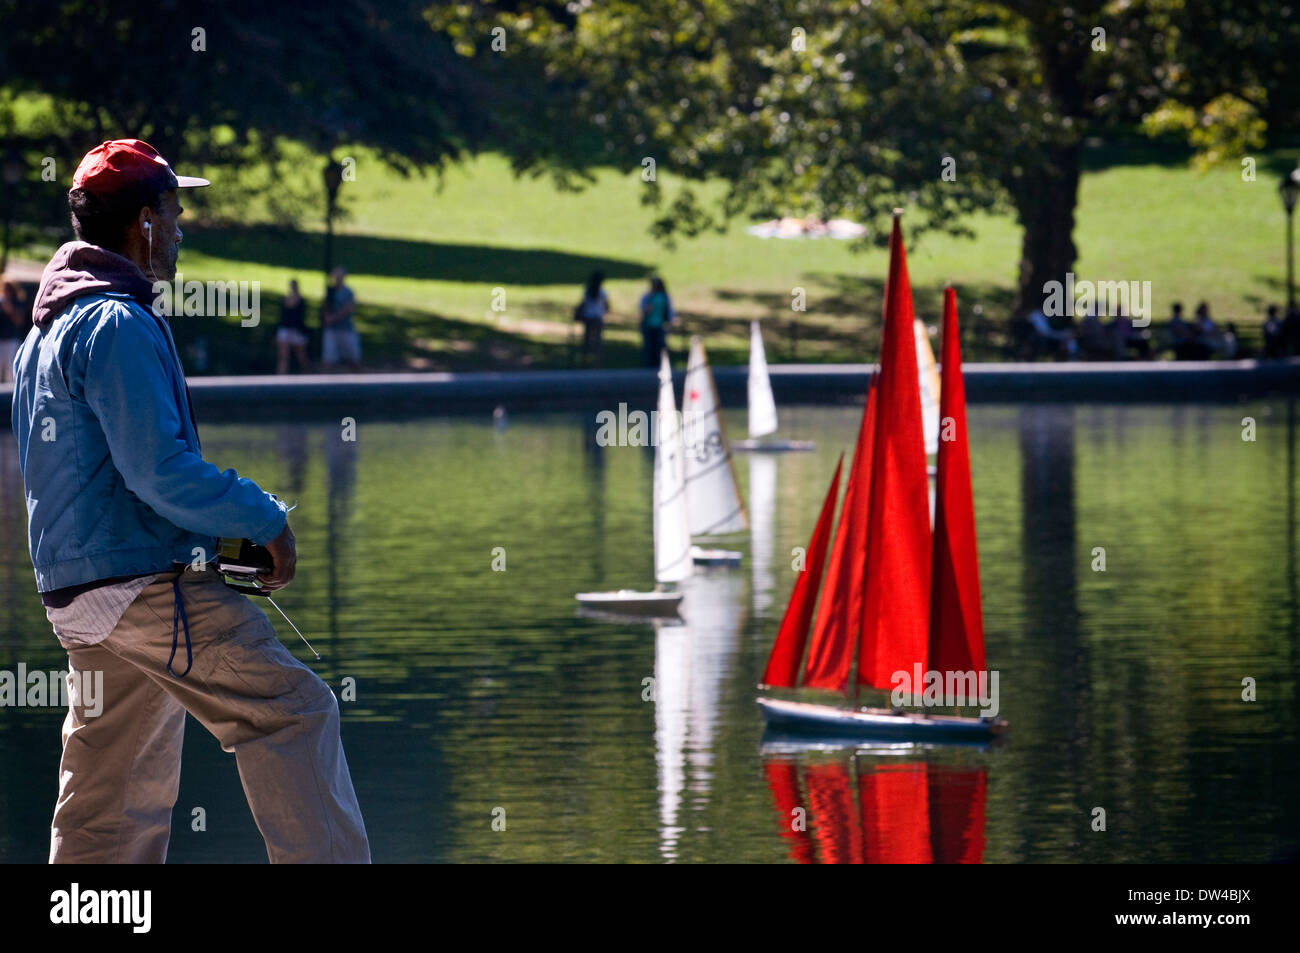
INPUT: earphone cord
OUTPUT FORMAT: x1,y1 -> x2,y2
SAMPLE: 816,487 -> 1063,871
146,223 -> 158,283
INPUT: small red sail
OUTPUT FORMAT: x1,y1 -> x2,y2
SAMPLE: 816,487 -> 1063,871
802,381 -> 877,691
858,214 -> 933,689
759,455 -> 844,688
929,287 -> 987,674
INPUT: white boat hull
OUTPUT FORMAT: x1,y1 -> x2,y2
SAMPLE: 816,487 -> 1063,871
576,590 -> 684,618
690,545 -> 742,567
732,439 -> 815,453
757,696 -> 1007,742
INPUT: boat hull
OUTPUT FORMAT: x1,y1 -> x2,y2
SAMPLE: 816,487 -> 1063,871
575,589 -> 683,618
733,439 -> 815,453
690,545 -> 742,567
757,697 -> 1007,741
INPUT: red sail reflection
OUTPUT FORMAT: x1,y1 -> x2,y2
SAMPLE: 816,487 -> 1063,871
765,758 -> 987,864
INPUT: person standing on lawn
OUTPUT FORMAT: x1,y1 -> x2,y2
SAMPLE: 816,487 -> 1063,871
321,266 -> 361,371
639,275 -> 675,367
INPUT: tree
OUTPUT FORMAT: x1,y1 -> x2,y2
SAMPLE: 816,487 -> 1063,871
0,0 -> 503,223
436,0 -> 1283,320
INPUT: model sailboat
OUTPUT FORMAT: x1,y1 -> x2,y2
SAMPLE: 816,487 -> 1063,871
756,214 -> 1007,742
733,321 -> 815,453
681,336 -> 746,567
576,351 -> 691,617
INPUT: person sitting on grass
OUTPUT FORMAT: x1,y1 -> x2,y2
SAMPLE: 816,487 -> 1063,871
1025,307 -> 1077,360
321,266 -> 361,372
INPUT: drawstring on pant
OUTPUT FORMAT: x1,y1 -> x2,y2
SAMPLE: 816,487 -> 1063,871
168,573 -> 193,678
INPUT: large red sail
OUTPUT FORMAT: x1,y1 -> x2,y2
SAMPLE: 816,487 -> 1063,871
857,214 -> 933,689
759,456 -> 844,688
802,382 -> 877,691
929,287 -> 987,674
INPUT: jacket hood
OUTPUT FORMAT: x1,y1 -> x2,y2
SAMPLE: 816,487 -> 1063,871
32,241 -> 156,330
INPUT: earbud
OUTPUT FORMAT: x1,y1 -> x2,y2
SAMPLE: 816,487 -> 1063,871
143,221 -> 152,235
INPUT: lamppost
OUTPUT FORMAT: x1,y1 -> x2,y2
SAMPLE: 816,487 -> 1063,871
1,149 -> 23,276
1279,165 -> 1300,316
322,157 -> 344,286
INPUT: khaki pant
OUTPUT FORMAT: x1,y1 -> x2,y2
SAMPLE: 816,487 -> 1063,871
50,565 -> 370,864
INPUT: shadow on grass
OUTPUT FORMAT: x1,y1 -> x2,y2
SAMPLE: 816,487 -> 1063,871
186,224 -> 652,285
702,274 -> 1019,363
169,273 -> 1033,376
169,292 -> 656,375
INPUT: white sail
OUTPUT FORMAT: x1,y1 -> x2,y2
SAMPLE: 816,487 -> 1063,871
654,351 -> 694,583
682,337 -> 749,537
748,321 -> 779,439
915,318 -> 941,456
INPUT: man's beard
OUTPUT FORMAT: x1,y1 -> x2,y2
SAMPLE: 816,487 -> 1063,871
153,243 -> 179,281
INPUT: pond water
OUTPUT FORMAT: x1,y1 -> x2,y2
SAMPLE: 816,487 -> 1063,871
1,402 -> 1297,863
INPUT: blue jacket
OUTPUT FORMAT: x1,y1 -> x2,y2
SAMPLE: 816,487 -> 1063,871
11,242 -> 286,592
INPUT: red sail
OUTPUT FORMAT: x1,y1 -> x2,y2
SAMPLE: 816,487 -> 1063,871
929,287 -> 987,674
759,456 -> 844,688
802,382 -> 877,691
763,760 -> 815,864
858,215 -> 933,689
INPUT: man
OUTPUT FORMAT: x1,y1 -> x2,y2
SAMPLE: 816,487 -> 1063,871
321,266 -> 361,371
10,139 -> 369,863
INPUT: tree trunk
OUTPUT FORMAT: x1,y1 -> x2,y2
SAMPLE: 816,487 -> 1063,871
1012,140 -> 1082,324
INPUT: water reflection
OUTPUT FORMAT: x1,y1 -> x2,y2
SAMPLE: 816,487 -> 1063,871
763,755 -> 988,864
1,404 -> 1296,862
748,455 -> 778,618
653,569 -> 746,861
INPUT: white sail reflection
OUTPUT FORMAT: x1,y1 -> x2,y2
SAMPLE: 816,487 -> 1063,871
653,569 -> 746,861
749,453 -> 777,618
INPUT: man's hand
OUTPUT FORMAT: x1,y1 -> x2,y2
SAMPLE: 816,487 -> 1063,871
257,520 -> 297,591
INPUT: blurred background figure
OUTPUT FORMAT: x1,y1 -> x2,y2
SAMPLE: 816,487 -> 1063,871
321,266 -> 361,372
0,279 -> 29,383
276,278 -> 311,374
576,270 -> 609,367
1025,306 -> 1077,360
1192,301 -> 1220,358
1109,309 -> 1151,360
1167,302 -> 1196,360
1077,306 -> 1110,360
1263,305 -> 1285,358
639,275 -> 675,367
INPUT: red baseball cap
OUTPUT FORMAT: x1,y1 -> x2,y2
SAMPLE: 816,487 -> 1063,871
71,139 -> 210,196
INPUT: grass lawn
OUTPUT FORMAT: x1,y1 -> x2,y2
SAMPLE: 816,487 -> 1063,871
11,142 -> 1292,372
